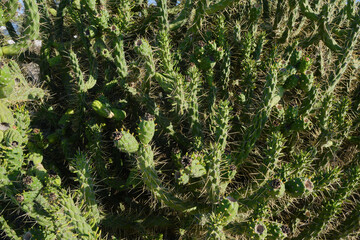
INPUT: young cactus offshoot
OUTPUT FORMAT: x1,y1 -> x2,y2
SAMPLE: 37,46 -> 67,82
112,129 -> 139,153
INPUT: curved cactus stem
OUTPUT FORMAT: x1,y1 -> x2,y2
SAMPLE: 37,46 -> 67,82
235,58 -> 281,167
0,0 -> 40,56
60,191 -> 100,239
0,216 -> 21,240
169,0 -> 194,30
136,144 -> 196,213
326,203 -> 360,239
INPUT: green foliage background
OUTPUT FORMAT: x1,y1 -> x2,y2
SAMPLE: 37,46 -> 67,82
0,0 -> 360,239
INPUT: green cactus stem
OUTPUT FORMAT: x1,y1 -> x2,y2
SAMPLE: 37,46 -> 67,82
0,102 -> 15,126
228,219 -> 268,240
91,99 -> 126,121
326,203 -> 360,239
71,151 -> 102,225
176,153 -> 207,185
267,222 -> 289,240
236,57 -> 281,166
215,196 -> 239,225
136,144 -> 196,213
113,129 -> 139,154
0,62 -> 15,98
137,113 -> 156,145
285,177 -> 314,197
3,128 -> 23,147
237,179 -> 285,210
0,216 -> 21,240
0,0 -> 40,56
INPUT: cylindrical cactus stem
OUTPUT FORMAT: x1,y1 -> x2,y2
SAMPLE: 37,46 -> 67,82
240,131 -> 285,195
187,63 -> 203,139
278,2 -> 300,43
294,163 -> 360,240
0,61 -> 16,98
2,0 -> 19,24
136,144 -> 196,213
267,222 -> 290,240
299,83 -> 317,116
333,97 -> 351,126
0,101 -> 15,126
85,122 -> 127,190
72,151 -> 101,225
262,131 -> 285,174
31,193 -> 77,239
253,32 -> 266,61
0,0 -> 40,56
137,113 -> 156,145
134,38 -> 156,80
154,1 -> 188,115
251,3 -> 262,31
113,35 -> 128,87
156,0 -> 173,72
324,20 -> 360,96
113,129 -> 139,154
216,14 -> 226,48
273,0 -> 287,31
215,196 -> 239,225
91,99 -> 126,121
285,177 -> 314,197
236,61 -> 280,166
79,0 -> 108,30
169,0 -> 194,30
219,47 -> 231,96
60,191 -> 100,239
68,50 -> 96,92
236,179 -> 285,210
326,203 -> 360,240
227,219 -> 268,240
318,93 -> 332,130
23,0 -> 40,40
311,167 -> 341,192
210,100 -> 232,153
207,100 -> 232,199
0,216 -> 21,240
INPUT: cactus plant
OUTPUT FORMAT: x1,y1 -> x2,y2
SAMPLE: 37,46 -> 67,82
1,0 -> 360,239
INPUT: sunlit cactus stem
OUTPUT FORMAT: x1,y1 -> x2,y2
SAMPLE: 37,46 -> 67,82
0,0 -> 40,56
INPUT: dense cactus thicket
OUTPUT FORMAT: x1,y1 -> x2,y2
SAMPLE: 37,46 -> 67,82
0,0 -> 360,239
